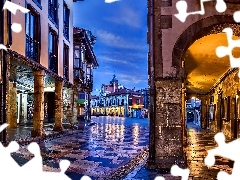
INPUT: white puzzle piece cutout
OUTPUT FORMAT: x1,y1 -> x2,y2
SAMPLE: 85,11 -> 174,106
174,0 -> 227,22
204,132 -> 240,180
0,1 -> 30,50
0,123 -> 92,180
105,0 -> 120,3
171,165 -> 190,180
215,27 -> 240,77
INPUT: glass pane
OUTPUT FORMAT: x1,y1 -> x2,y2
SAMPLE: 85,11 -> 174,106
29,14 -> 35,38
74,50 -> 79,58
26,14 -> 30,35
49,33 -> 53,53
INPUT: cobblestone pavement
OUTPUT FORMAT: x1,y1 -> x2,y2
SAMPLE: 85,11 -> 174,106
123,123 -> 233,180
10,116 -> 149,180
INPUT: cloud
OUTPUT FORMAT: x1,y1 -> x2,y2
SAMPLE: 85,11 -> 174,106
96,30 -> 146,50
104,6 -> 141,28
105,0 -> 120,3
94,70 -> 147,88
98,55 -> 138,67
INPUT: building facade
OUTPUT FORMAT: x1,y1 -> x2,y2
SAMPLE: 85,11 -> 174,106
1,0 -> 86,138
147,0 -> 240,170
73,27 -> 98,121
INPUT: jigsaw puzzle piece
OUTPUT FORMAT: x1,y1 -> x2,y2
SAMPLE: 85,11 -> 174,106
216,28 -> 240,68
21,142 -> 43,178
174,0 -> 227,22
233,10 -> 240,23
154,176 -> 165,180
215,0 -> 227,13
3,1 -> 29,14
171,165 -> 190,180
174,1 -> 189,22
81,175 -> 92,180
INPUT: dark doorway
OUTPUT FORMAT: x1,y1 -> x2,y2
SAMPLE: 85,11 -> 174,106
44,92 -> 55,123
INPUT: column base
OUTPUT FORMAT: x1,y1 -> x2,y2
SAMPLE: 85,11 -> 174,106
53,125 -> 64,132
31,129 -> 45,137
146,156 -> 187,171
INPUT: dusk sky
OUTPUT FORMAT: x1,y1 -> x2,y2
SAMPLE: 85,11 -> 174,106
73,0 -> 148,95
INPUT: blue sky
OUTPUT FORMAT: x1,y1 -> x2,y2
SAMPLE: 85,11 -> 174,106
73,0 -> 148,95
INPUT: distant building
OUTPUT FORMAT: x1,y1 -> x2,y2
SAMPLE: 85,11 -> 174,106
91,75 -> 148,118
73,27 -> 98,121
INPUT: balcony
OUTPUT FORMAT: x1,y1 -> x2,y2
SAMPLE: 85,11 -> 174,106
63,65 -> 69,80
48,1 -> 58,24
49,54 -> 58,73
74,69 -> 84,83
26,35 -> 39,62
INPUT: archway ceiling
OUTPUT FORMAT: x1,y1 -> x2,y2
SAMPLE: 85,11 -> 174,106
185,33 -> 240,94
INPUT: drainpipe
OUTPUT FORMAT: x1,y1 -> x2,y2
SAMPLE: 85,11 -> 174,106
0,0 -> 7,144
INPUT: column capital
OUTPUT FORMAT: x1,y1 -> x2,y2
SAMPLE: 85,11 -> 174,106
33,70 -> 45,76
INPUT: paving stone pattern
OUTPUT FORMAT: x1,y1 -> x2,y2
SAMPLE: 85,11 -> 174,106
10,117 -> 149,180
124,123 -> 233,180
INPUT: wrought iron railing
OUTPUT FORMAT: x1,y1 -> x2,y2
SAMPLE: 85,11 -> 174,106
48,1 -> 58,24
49,54 -> 58,73
26,35 -> 39,62
63,65 -> 69,80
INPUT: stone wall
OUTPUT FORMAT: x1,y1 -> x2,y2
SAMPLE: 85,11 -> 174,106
154,78 -> 185,168
208,69 -> 239,139
63,87 -> 74,125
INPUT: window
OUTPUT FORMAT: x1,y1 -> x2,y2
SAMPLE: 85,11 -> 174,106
74,45 -> 83,80
48,0 -> 58,25
136,99 -> 140,105
25,4 -> 40,62
161,0 -> 172,7
63,2 -> 70,40
48,27 -> 58,73
128,99 -> 132,106
33,0 -> 42,9
161,15 -> 172,29
63,43 -> 69,80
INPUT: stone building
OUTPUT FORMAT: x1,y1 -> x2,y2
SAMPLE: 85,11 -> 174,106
1,0 -> 86,138
73,27 -> 98,121
147,0 -> 240,170
91,75 -> 145,118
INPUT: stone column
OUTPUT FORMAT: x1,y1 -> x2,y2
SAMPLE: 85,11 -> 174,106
32,70 -> 45,137
6,54 -> 17,128
53,80 -> 63,131
72,86 -> 78,124
7,82 -> 17,128
147,78 -> 185,170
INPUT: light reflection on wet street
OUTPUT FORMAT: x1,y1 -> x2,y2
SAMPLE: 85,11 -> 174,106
124,123 -> 234,180
186,123 -> 233,179
11,116 -> 149,179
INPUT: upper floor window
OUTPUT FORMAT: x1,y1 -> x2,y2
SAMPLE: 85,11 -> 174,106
48,27 -> 58,73
25,4 -> 40,62
63,2 -> 70,40
33,0 -> 42,9
63,43 -> 69,80
136,99 -> 140,105
48,0 -> 58,25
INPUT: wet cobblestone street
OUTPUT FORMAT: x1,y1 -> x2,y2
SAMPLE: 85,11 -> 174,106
9,118 -> 235,180
124,123 -> 234,180
11,116 -> 149,180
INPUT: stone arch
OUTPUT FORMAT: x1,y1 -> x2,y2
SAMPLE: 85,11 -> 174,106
172,15 -> 240,73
